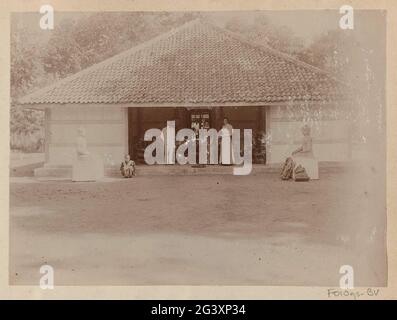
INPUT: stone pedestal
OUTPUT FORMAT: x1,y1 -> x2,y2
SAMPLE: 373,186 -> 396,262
72,155 -> 104,182
293,156 -> 319,180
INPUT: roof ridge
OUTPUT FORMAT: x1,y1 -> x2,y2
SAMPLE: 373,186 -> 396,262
207,22 -> 350,88
18,18 -> 350,106
19,18 -> 203,104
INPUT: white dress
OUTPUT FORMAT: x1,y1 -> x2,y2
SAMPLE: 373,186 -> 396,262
220,124 -> 234,165
162,127 -> 175,164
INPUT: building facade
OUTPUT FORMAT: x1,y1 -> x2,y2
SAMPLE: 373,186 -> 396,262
19,19 -> 352,175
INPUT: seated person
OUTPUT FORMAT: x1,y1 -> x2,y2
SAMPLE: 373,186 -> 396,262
120,154 -> 136,178
291,125 -> 319,180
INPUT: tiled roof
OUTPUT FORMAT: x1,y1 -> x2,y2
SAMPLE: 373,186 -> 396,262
19,19 -> 349,106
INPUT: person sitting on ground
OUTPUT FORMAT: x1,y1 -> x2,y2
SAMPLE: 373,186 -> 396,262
120,154 -> 136,178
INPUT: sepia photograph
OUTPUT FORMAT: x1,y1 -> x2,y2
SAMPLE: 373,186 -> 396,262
9,9 -> 387,288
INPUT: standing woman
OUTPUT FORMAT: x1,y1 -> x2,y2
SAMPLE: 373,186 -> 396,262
220,117 -> 234,165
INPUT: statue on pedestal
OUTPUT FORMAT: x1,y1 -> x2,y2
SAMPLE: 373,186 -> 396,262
72,126 -> 104,181
76,127 -> 90,158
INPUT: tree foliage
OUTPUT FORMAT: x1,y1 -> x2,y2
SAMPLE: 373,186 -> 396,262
41,12 -> 200,78
297,30 -> 366,82
11,12 -> 366,151
223,15 -> 305,57
10,20 -> 46,152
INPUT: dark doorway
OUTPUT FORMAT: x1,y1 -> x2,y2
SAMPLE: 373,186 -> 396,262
188,109 -> 211,132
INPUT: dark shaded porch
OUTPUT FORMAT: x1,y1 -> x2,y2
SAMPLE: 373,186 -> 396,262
127,106 -> 267,164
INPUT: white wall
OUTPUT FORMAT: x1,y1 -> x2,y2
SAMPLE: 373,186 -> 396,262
46,106 -> 127,166
266,103 -> 351,163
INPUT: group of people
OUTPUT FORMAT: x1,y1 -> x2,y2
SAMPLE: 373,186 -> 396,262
120,117 -> 235,177
191,117 -> 235,165
119,120 -> 317,180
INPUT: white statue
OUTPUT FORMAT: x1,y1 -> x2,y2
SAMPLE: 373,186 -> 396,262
72,126 -> 104,181
291,124 -> 319,180
76,127 -> 90,157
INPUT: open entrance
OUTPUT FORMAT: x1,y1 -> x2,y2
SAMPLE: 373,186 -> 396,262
127,106 -> 267,164
189,109 -> 211,132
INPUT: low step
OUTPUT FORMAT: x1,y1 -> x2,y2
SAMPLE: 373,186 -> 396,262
33,162 -> 349,179
34,166 -> 72,178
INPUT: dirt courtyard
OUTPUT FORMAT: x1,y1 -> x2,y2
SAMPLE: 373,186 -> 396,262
9,166 -> 387,286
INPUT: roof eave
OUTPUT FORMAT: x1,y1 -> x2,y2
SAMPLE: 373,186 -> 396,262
17,97 -> 352,110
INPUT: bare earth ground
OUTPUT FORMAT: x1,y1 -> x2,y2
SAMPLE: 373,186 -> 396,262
9,164 -> 387,286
